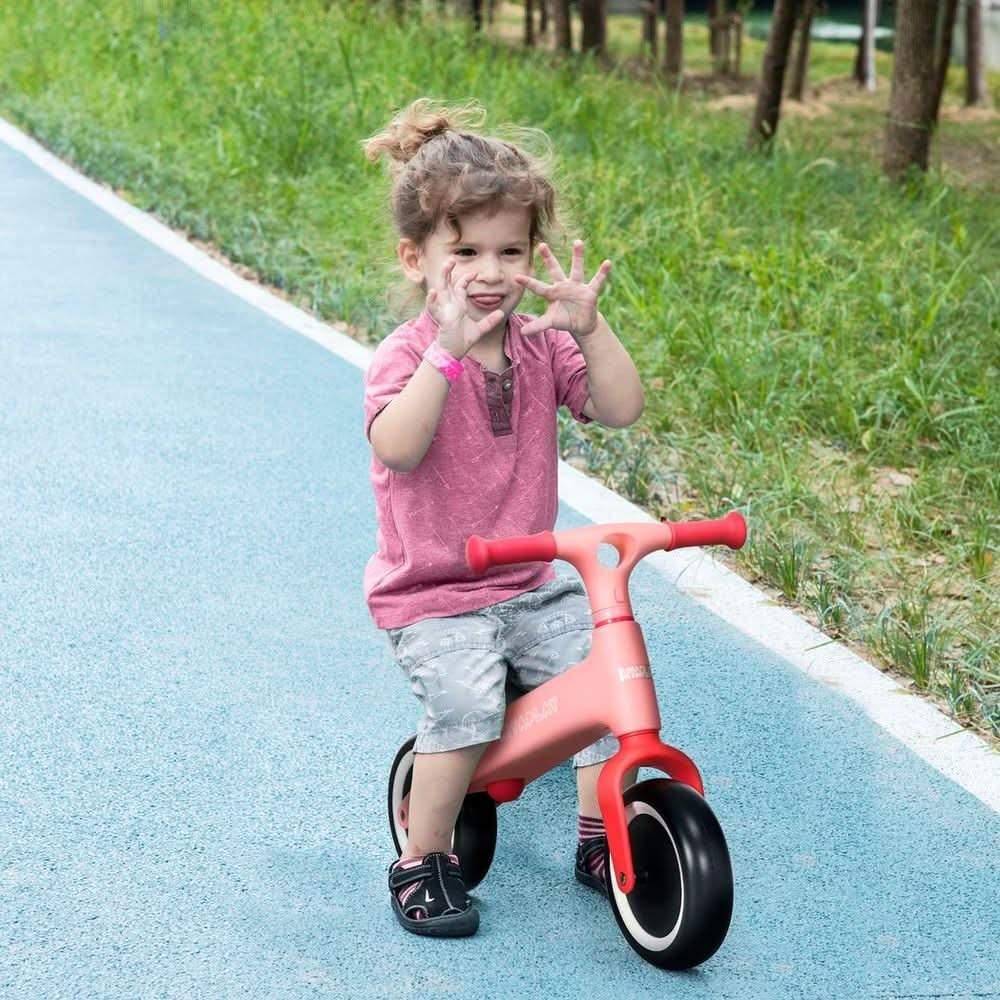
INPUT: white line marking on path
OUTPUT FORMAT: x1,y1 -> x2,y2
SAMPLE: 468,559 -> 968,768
3,116 -> 996,813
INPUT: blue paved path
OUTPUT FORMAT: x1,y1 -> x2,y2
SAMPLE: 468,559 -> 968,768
1,137 -> 998,1000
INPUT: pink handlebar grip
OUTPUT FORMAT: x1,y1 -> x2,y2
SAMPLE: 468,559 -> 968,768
466,531 -> 557,575
664,511 -> 747,551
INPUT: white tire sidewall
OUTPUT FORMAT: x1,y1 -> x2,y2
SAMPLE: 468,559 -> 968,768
609,799 -> 685,952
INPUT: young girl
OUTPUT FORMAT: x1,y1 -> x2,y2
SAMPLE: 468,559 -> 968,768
362,99 -> 644,938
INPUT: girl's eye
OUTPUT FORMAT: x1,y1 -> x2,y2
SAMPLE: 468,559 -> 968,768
503,248 -> 524,256
454,248 -> 476,257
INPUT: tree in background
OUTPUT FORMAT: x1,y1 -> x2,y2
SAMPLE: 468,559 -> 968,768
854,0 -> 880,89
641,1 -> 658,57
788,0 -> 816,101
931,0 -> 960,121
882,0 -> 940,178
665,0 -> 684,78
711,0 -> 737,73
580,0 -> 607,55
553,0 -> 572,51
709,0 -> 724,62
965,0 -> 991,107
733,0 -> 752,76
525,0 -> 536,45
712,1 -> 751,76
748,0 -> 800,148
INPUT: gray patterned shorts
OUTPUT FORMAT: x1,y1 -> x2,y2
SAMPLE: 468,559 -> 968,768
386,577 -> 618,767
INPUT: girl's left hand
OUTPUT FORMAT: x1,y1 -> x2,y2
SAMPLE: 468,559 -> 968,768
514,240 -> 611,339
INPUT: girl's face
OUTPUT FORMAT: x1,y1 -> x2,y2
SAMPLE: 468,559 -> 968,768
399,204 -> 533,327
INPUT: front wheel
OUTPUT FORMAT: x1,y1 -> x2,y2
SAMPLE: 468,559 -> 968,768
605,778 -> 733,970
387,736 -> 497,890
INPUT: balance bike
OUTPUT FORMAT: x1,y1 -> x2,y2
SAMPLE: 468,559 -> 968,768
388,512 -> 746,969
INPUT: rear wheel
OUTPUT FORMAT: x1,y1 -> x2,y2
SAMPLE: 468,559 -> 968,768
387,736 -> 497,890
605,778 -> 733,969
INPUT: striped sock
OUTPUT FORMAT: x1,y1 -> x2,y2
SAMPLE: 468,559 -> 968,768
578,815 -> 607,882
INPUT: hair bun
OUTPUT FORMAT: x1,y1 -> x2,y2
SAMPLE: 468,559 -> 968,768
364,98 -> 486,170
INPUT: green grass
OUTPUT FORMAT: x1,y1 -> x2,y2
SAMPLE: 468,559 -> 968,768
1,0 -> 997,737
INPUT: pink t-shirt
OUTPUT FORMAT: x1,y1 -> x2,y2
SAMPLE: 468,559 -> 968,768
363,310 -> 592,629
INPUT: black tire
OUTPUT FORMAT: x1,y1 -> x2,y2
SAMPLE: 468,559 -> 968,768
604,778 -> 733,970
387,736 -> 498,890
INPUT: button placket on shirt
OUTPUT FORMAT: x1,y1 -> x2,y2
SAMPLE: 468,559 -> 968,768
482,363 -> 515,437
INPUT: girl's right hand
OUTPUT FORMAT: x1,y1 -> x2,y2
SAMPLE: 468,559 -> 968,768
426,259 -> 505,359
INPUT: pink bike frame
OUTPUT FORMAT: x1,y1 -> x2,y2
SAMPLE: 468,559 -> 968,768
463,512 -> 746,894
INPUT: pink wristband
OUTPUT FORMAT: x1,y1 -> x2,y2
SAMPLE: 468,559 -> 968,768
423,341 -> 465,384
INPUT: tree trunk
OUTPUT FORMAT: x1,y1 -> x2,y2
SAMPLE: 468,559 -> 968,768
854,0 -> 880,88
709,0 -> 722,59
712,1 -> 730,70
854,1 -> 867,81
863,0 -> 878,90
932,0 -> 960,121
642,1 -> 658,57
733,11 -> 743,76
553,0 -> 573,51
525,0 -> 535,46
748,0 -> 800,148
470,0 -> 483,32
965,0 -> 990,106
580,0 -> 606,55
665,0 -> 684,77
883,0 -> 940,179
788,0 -> 815,101
540,0 -> 549,36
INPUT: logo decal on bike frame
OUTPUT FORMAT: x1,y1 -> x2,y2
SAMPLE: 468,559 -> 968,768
508,696 -> 559,736
618,664 -> 652,682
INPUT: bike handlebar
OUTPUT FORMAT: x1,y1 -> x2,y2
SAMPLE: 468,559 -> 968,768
466,511 -> 747,576
466,531 -> 557,576
666,511 -> 747,551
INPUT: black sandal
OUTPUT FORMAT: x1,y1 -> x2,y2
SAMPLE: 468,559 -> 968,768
388,853 -> 480,937
575,835 -> 609,896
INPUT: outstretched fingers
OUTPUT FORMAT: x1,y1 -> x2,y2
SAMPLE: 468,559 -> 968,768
518,315 -> 550,336
474,309 -> 506,337
589,259 -> 612,295
537,242 -> 567,283
569,240 -> 586,283
534,241 -> 609,291
514,273 -> 553,298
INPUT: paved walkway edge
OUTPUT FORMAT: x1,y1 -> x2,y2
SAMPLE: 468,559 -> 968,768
3,114 -> 996,813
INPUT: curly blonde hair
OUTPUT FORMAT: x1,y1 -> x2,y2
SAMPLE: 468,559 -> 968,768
363,99 -> 558,248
